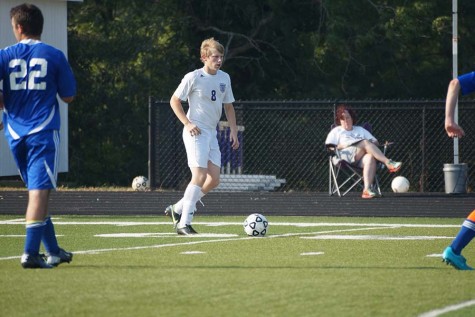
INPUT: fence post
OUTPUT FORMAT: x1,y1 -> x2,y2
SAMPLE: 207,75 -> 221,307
148,96 -> 156,190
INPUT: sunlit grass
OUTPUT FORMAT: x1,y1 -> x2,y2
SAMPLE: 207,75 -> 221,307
1,215 -> 474,317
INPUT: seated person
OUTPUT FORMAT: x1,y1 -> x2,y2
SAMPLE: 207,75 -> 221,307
325,104 -> 402,199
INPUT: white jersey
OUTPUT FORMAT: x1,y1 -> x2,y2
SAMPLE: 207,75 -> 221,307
173,67 -> 235,130
325,125 -> 376,148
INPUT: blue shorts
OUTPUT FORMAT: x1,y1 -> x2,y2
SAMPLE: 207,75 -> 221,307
458,72 -> 475,96
8,130 -> 59,190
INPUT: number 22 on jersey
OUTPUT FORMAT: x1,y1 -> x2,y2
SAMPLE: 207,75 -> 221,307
9,58 -> 47,91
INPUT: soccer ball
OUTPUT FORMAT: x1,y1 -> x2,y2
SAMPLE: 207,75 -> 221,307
243,213 -> 269,236
132,176 -> 149,191
391,176 -> 410,193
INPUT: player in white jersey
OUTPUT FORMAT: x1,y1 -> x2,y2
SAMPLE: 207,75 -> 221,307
165,38 -> 239,235
0,4 -> 76,268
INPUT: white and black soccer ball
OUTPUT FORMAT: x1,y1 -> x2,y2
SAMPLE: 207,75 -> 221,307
132,176 -> 149,191
391,176 -> 410,193
243,213 -> 269,237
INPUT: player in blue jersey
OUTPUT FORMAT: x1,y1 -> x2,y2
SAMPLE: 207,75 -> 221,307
0,4 -> 76,268
0,93 -> 3,131
164,38 -> 239,235
441,72 -> 475,270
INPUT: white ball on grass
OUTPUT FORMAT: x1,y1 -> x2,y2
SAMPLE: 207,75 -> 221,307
243,213 -> 269,236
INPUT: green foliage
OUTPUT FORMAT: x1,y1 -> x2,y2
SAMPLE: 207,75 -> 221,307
66,0 -> 187,185
65,0 -> 475,185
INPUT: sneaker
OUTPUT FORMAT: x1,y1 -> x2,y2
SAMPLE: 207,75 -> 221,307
442,247 -> 474,270
362,188 -> 376,199
387,160 -> 402,173
164,205 -> 181,228
21,253 -> 53,269
372,186 -> 382,197
176,224 -> 198,235
46,248 -> 73,267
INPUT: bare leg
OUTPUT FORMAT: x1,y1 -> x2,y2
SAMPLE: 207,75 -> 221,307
360,154 -> 377,189
354,140 -> 390,166
201,161 -> 221,194
26,189 -> 50,222
190,166 -> 208,187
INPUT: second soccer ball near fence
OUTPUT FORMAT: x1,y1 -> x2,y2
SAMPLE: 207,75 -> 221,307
132,176 -> 150,191
391,176 -> 410,193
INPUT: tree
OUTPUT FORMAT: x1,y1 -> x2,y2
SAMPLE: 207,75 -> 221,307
65,0 -> 475,185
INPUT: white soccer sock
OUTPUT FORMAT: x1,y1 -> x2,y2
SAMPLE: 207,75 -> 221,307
175,191 -> 205,214
174,199 -> 184,214
178,184 -> 202,228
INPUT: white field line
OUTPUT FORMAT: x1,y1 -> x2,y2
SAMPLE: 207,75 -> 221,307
0,225 -> 395,261
95,233 -> 238,238
418,299 -> 475,317
304,235 -> 453,241
0,219 -> 461,228
269,226 -> 397,238
0,219 -> 457,261
301,252 -> 324,256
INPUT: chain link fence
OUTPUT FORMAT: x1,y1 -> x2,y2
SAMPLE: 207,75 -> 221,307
149,99 -> 475,193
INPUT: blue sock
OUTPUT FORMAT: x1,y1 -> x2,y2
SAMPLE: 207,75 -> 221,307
24,221 -> 47,255
42,217 -> 60,255
451,219 -> 475,255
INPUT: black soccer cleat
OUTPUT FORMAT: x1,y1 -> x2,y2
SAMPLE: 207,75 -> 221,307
176,224 -> 198,235
21,253 -> 53,269
46,248 -> 73,267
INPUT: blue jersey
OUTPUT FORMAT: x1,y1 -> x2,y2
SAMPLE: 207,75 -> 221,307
0,39 -> 76,140
458,72 -> 475,96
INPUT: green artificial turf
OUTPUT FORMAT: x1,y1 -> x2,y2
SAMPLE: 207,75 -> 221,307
1,215 -> 474,317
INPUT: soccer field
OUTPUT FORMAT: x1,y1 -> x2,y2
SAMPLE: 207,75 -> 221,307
1,215 -> 475,317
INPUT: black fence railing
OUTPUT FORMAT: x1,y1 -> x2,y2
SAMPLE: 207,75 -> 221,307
149,99 -> 475,193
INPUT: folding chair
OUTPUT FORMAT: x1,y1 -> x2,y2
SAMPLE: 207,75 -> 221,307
326,123 -> 390,197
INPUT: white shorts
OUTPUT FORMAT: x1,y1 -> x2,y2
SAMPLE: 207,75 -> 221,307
339,146 -> 358,164
182,127 -> 221,168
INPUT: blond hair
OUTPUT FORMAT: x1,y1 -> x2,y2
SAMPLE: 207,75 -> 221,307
200,38 -> 224,61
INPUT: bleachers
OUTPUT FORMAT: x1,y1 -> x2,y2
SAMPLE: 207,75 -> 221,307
215,174 -> 286,192
217,121 -> 285,192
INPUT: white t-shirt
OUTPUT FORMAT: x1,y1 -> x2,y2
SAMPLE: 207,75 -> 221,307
325,125 -> 376,148
173,67 -> 235,130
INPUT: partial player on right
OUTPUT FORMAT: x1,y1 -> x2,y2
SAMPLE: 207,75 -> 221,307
441,72 -> 475,270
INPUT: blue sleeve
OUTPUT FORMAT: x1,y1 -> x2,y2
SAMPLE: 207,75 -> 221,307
458,72 -> 475,96
56,51 -> 76,98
